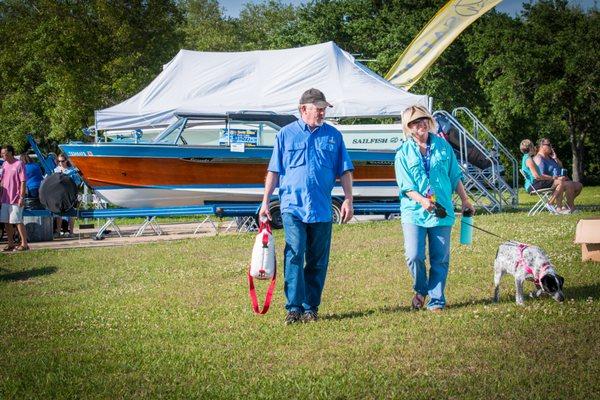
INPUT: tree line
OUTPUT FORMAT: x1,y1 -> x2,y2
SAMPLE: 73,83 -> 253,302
0,0 -> 598,182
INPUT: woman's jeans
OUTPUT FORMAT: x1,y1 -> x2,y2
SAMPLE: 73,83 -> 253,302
402,223 -> 452,309
282,213 -> 332,313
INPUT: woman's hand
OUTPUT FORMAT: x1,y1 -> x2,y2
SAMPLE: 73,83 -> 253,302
419,197 -> 435,212
461,199 -> 475,215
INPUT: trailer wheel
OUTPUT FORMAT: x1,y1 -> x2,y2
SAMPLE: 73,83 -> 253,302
332,200 -> 342,224
268,201 -> 283,229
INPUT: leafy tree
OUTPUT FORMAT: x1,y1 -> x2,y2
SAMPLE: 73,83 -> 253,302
0,0 -> 182,152
293,0 -> 383,53
466,1 -> 600,182
236,0 -> 300,50
180,0 -> 238,51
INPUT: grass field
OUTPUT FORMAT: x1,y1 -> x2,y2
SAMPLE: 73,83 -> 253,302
1,189 -> 599,399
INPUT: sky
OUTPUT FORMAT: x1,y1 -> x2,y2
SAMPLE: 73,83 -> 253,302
219,0 -> 597,18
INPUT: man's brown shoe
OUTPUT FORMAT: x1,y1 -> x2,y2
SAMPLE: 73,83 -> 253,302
284,311 -> 302,325
301,310 -> 318,323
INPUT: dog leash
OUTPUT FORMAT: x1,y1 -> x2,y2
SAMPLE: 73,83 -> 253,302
463,220 -> 533,248
461,220 -> 511,242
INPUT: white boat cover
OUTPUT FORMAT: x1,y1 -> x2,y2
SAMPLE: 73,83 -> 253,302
95,41 -> 429,130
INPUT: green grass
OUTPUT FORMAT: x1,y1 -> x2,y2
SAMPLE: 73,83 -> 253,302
2,191 -> 600,399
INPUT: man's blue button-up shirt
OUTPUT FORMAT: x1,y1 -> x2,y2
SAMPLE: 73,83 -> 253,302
268,120 -> 354,223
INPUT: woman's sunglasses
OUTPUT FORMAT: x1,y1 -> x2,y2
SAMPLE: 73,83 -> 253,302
409,117 -> 428,126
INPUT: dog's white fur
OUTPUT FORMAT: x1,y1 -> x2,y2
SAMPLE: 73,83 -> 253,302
493,241 -> 564,305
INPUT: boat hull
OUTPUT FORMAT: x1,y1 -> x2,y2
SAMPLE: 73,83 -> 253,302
61,143 -> 398,208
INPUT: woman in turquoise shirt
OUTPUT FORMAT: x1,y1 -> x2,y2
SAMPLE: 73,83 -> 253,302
395,106 -> 474,312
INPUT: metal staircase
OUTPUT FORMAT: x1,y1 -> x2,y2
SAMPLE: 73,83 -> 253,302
452,107 -> 519,209
432,109 -> 518,213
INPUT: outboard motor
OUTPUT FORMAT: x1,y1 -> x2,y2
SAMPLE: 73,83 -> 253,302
39,173 -> 79,214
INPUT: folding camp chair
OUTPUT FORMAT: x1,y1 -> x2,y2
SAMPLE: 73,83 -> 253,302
520,170 -> 556,216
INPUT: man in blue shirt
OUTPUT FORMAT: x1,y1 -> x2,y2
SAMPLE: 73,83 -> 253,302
259,88 -> 354,325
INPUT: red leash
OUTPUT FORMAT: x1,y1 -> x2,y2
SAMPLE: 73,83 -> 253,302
248,220 -> 276,314
247,265 -> 276,314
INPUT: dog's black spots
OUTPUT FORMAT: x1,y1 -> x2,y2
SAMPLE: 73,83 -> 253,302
541,274 -> 565,295
541,275 -> 559,294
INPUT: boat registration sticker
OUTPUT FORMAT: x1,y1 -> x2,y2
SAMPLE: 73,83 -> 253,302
231,143 -> 245,153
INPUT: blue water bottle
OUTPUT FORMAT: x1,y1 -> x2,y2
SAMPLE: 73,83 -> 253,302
553,167 -> 561,177
460,209 -> 473,245
560,168 -> 568,177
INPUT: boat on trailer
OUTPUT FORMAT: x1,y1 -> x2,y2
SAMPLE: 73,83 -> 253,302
60,112 -> 403,213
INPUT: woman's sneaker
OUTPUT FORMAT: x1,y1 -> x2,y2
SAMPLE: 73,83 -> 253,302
411,293 -> 425,310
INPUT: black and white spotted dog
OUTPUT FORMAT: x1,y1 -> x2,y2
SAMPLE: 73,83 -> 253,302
493,241 -> 565,305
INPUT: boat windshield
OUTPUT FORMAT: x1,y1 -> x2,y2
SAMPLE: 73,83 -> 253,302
226,119 -> 280,147
152,116 -> 282,147
153,118 -> 187,144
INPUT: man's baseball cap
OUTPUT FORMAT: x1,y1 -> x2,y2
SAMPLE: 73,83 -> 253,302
299,88 -> 333,108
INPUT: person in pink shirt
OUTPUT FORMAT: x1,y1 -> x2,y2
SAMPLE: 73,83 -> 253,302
1,145 -> 29,251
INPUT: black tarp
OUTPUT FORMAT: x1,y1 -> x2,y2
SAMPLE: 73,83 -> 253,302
39,173 -> 78,214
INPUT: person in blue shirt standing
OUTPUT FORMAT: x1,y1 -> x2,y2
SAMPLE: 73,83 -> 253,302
395,105 -> 474,312
20,153 -> 44,198
259,88 -> 354,325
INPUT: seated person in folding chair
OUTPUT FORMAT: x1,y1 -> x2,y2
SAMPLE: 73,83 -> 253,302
534,138 -> 583,213
520,139 -> 566,214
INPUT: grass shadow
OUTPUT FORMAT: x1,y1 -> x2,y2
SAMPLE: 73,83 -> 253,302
0,266 -> 58,282
323,298 -> 501,321
322,304 -> 412,321
448,297 -> 496,309
565,283 -> 600,300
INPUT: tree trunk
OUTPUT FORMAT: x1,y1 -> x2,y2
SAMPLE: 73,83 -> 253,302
576,135 -> 585,183
567,112 -> 584,183
569,127 -> 579,182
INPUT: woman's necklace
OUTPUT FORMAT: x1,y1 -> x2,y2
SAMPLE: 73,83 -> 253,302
413,132 -> 430,154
